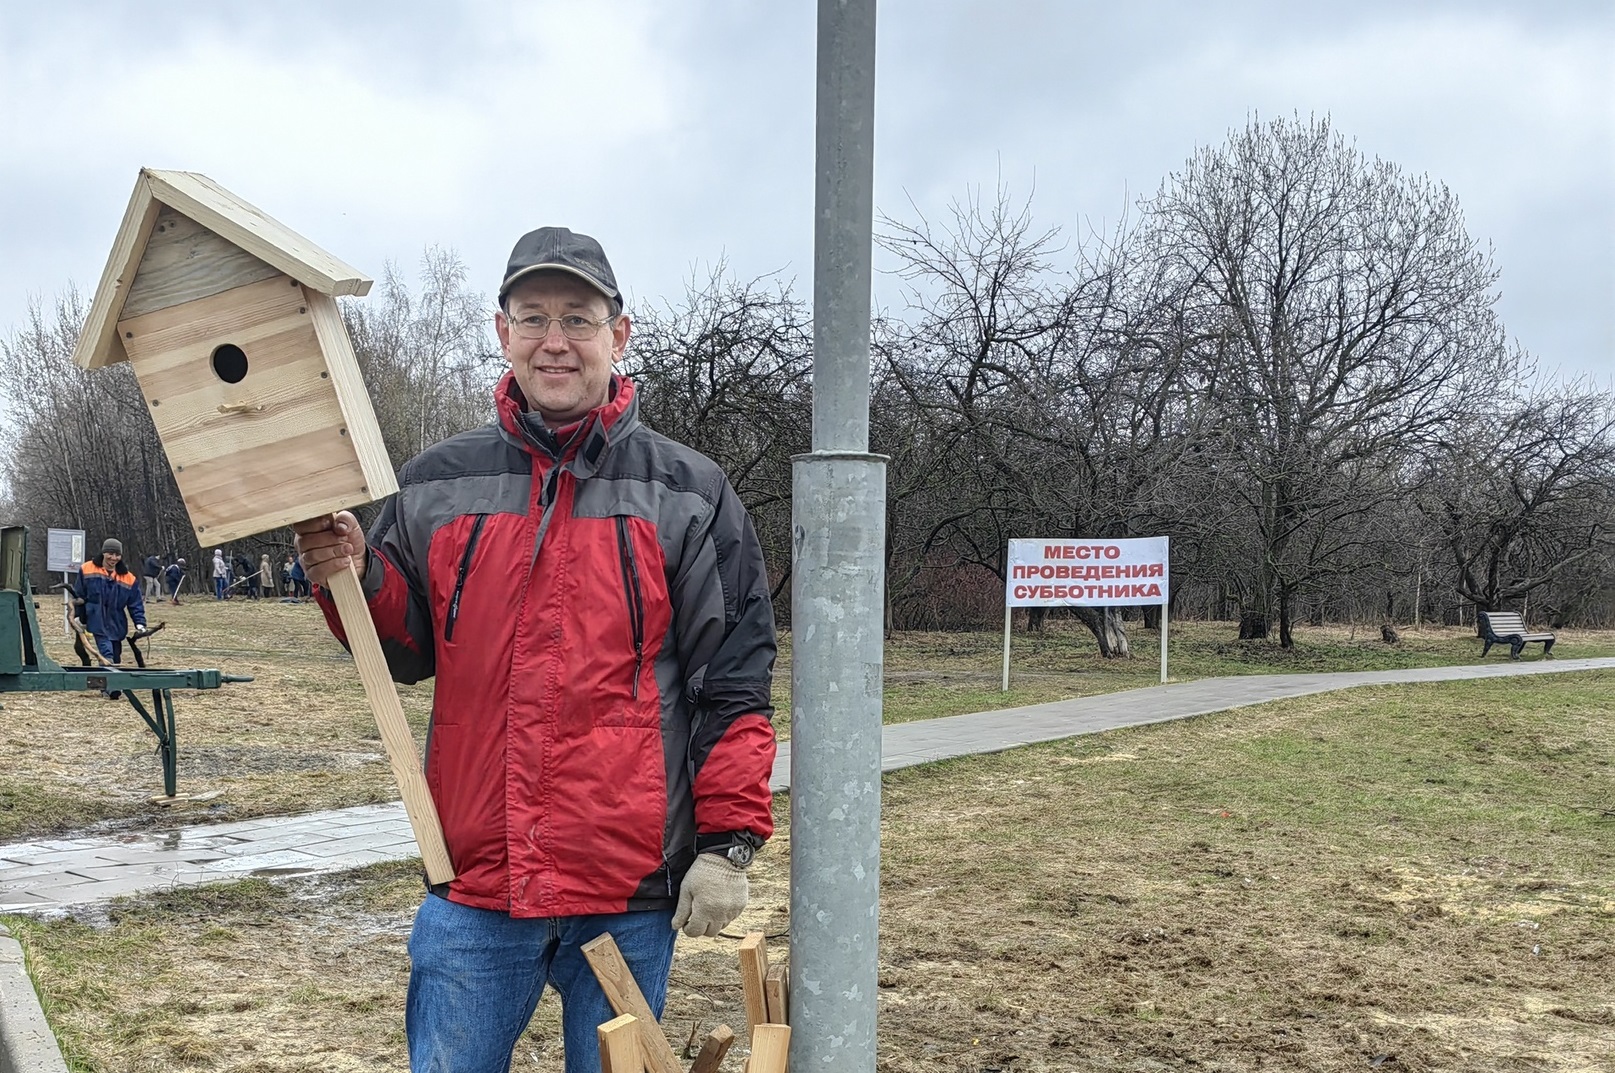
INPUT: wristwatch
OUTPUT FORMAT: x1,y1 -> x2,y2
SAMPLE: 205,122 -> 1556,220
696,831 -> 764,869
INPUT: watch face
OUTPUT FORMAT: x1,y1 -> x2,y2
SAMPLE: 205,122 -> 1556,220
727,842 -> 755,867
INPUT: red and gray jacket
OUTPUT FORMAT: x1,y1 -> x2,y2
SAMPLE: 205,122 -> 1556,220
316,373 -> 777,918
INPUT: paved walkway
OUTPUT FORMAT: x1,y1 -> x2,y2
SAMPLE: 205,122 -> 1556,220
2,658 -> 1610,914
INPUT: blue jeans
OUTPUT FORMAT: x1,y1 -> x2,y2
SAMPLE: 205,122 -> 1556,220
93,635 -> 122,663
406,894 -> 677,1073
214,577 -> 226,600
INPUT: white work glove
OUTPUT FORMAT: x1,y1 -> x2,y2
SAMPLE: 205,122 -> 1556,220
671,853 -> 749,938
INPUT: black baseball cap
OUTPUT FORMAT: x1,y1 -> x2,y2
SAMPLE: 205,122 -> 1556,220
499,227 -> 620,309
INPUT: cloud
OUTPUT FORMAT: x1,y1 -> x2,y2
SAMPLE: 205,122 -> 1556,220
0,1 -> 1607,380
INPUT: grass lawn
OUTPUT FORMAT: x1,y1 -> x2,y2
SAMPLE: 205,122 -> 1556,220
4,672 -> 1613,1071
1,596 -> 1609,844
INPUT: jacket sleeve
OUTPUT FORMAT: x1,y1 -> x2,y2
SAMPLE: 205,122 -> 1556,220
72,567 -> 88,622
671,475 -> 778,840
129,578 -> 145,628
314,478 -> 437,684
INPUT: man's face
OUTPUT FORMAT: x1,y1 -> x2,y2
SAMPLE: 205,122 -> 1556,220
495,273 -> 630,428
102,551 -> 120,570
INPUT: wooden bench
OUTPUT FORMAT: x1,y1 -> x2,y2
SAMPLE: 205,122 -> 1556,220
1478,610 -> 1555,660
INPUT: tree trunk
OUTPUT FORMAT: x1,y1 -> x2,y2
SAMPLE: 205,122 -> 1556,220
1278,585 -> 1296,649
1238,610 -> 1268,639
1073,606 -> 1130,657
1141,604 -> 1161,630
1103,608 -> 1131,657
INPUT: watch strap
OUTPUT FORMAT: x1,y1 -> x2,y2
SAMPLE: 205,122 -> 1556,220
696,831 -> 763,853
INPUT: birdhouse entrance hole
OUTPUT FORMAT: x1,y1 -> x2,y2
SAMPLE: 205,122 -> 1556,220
210,343 -> 248,384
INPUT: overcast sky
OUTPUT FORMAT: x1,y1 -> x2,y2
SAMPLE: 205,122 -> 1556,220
1,1 -> 1609,381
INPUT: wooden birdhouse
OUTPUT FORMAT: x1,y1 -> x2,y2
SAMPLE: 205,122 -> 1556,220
71,168 -> 397,544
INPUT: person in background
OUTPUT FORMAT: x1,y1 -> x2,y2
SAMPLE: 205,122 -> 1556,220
259,554 -> 274,602
281,553 -> 296,597
75,538 -> 146,666
233,550 -> 255,600
212,548 -> 228,600
142,552 -> 161,600
164,558 -> 186,606
289,553 -> 309,600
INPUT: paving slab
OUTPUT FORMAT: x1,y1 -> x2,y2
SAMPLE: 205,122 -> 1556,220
0,657 -> 1608,915
0,923 -> 71,1073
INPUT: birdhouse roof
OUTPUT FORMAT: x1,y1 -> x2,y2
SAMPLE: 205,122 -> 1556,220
72,168 -> 373,370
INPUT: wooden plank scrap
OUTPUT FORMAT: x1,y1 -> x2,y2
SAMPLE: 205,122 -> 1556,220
748,1024 -> 790,1073
738,932 -> 770,1036
597,1013 -> 645,1073
581,934 -> 682,1073
688,1024 -> 735,1073
764,963 -> 788,1025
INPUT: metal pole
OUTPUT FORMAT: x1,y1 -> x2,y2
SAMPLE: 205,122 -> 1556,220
1160,607 -> 1168,684
791,1 -> 882,1071
1001,605 -> 1012,691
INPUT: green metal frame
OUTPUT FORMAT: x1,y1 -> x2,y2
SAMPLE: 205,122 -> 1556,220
0,525 -> 250,797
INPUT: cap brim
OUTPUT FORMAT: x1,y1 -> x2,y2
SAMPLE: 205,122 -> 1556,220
499,264 -> 618,302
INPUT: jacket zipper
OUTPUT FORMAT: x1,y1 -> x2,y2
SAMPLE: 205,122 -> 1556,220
615,516 -> 645,699
444,514 -> 488,641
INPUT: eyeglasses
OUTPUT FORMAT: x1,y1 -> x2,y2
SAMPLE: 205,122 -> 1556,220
506,312 -> 617,341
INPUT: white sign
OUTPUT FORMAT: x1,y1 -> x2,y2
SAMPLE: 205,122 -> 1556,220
46,528 -> 86,573
1005,536 -> 1170,608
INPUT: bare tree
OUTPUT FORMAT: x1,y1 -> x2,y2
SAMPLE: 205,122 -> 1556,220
1420,382 -> 1615,622
622,265 -> 813,598
344,246 -> 500,469
1143,113 -> 1514,646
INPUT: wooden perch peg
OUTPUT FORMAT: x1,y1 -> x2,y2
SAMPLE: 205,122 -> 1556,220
325,559 -> 454,884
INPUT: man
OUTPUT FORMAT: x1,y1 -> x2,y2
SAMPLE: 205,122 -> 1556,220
234,550 -> 258,600
163,558 -> 187,606
75,538 -> 146,665
294,228 -> 777,1073
142,552 -> 161,600
288,554 -> 308,600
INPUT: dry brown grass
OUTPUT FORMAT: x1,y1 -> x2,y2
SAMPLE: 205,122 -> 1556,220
6,667 -> 1614,1072
5,600 -> 1614,1070
6,598 -> 1610,845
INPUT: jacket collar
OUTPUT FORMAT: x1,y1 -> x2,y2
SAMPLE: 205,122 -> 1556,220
495,372 -> 640,476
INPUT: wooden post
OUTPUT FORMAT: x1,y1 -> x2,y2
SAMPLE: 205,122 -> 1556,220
689,1025 -> 735,1073
763,963 -> 789,1025
598,1014 -> 645,1073
748,1024 -> 791,1073
738,932 -> 770,1036
580,934 -> 683,1073
325,562 -> 454,884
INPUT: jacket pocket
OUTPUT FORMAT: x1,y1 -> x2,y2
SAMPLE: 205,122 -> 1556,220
444,514 -> 488,642
615,516 -> 646,700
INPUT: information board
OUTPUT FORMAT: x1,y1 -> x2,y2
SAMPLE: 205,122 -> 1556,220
46,528 -> 86,574
1002,536 -> 1171,687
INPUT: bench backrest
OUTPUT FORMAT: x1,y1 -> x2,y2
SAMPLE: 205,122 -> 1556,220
1481,611 -> 1527,636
